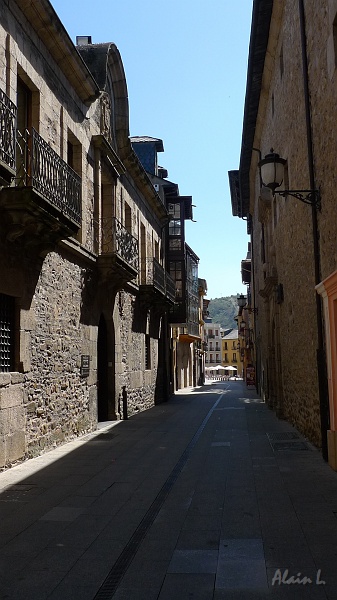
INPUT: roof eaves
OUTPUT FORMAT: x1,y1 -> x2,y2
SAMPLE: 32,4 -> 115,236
239,0 -> 274,218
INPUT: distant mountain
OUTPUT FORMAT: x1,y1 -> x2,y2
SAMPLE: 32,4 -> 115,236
207,295 -> 238,330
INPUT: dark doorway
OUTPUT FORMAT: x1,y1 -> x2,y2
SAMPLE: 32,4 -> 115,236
97,314 -> 109,421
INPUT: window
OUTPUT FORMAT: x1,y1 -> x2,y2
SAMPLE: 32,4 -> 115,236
125,202 -> 132,234
140,223 -> 146,284
16,77 -> 32,184
225,354 -> 228,363
154,240 -> 159,261
0,293 -> 15,372
169,219 -> 181,236
224,342 -> 228,350
169,261 -> 183,298
169,239 -> 182,251
168,203 -> 180,219
215,330 -> 218,336
98,182 -> 114,254
233,353 -> 237,362
145,334 -> 151,370
67,131 -> 82,176
67,130 -> 82,241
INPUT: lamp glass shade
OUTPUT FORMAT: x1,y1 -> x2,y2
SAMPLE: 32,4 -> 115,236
258,152 -> 286,191
237,294 -> 247,308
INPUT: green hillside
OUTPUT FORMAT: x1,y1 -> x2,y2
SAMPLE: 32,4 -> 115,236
207,295 -> 238,329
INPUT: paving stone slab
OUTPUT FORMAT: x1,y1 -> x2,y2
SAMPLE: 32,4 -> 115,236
158,573 -> 216,600
168,548 -> 218,574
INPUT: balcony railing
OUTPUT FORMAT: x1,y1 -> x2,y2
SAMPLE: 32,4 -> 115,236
140,258 -> 177,304
188,322 -> 200,337
0,90 -> 16,177
98,217 -> 139,272
15,128 -> 81,226
141,258 -> 165,294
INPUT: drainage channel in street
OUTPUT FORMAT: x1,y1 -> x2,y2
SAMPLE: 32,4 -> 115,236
93,391 -> 225,600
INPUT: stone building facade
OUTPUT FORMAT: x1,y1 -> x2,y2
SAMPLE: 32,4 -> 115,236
0,1 -> 175,468
230,0 -> 337,467
131,137 -> 205,392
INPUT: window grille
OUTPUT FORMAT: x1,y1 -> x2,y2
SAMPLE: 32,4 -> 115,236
145,334 -> 151,370
0,294 -> 15,372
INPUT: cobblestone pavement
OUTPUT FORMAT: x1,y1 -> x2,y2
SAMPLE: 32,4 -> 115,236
1,380 -> 337,599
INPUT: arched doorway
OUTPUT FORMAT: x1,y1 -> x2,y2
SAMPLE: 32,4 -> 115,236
97,314 -> 109,421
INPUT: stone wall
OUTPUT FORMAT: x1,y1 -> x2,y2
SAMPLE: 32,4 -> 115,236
23,250 -> 97,459
0,1 -> 170,470
114,290 -> 161,420
0,373 -> 25,467
249,0 -> 335,447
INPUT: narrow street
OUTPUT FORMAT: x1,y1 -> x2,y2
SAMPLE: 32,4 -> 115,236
1,381 -> 337,600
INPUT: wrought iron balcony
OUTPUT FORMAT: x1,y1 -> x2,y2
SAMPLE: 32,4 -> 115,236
140,258 -> 176,305
0,90 -> 17,181
16,128 -> 81,226
96,217 -> 139,286
140,258 -> 165,294
0,127 -> 81,249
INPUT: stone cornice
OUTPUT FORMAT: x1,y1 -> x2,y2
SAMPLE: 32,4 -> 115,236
14,0 -> 100,105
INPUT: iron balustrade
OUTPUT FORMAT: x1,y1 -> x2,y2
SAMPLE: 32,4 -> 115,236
16,128 -> 81,226
0,90 -> 16,173
0,293 -> 15,373
140,258 -> 177,302
98,217 -> 139,271
140,258 -> 165,294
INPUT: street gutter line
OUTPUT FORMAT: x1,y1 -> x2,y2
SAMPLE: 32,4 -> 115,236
93,392 -> 225,600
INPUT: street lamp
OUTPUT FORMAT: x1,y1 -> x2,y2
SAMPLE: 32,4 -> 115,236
258,150 -> 320,208
237,294 -> 247,308
237,294 -> 258,314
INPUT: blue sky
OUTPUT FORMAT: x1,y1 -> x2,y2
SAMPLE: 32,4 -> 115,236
51,0 -> 253,299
